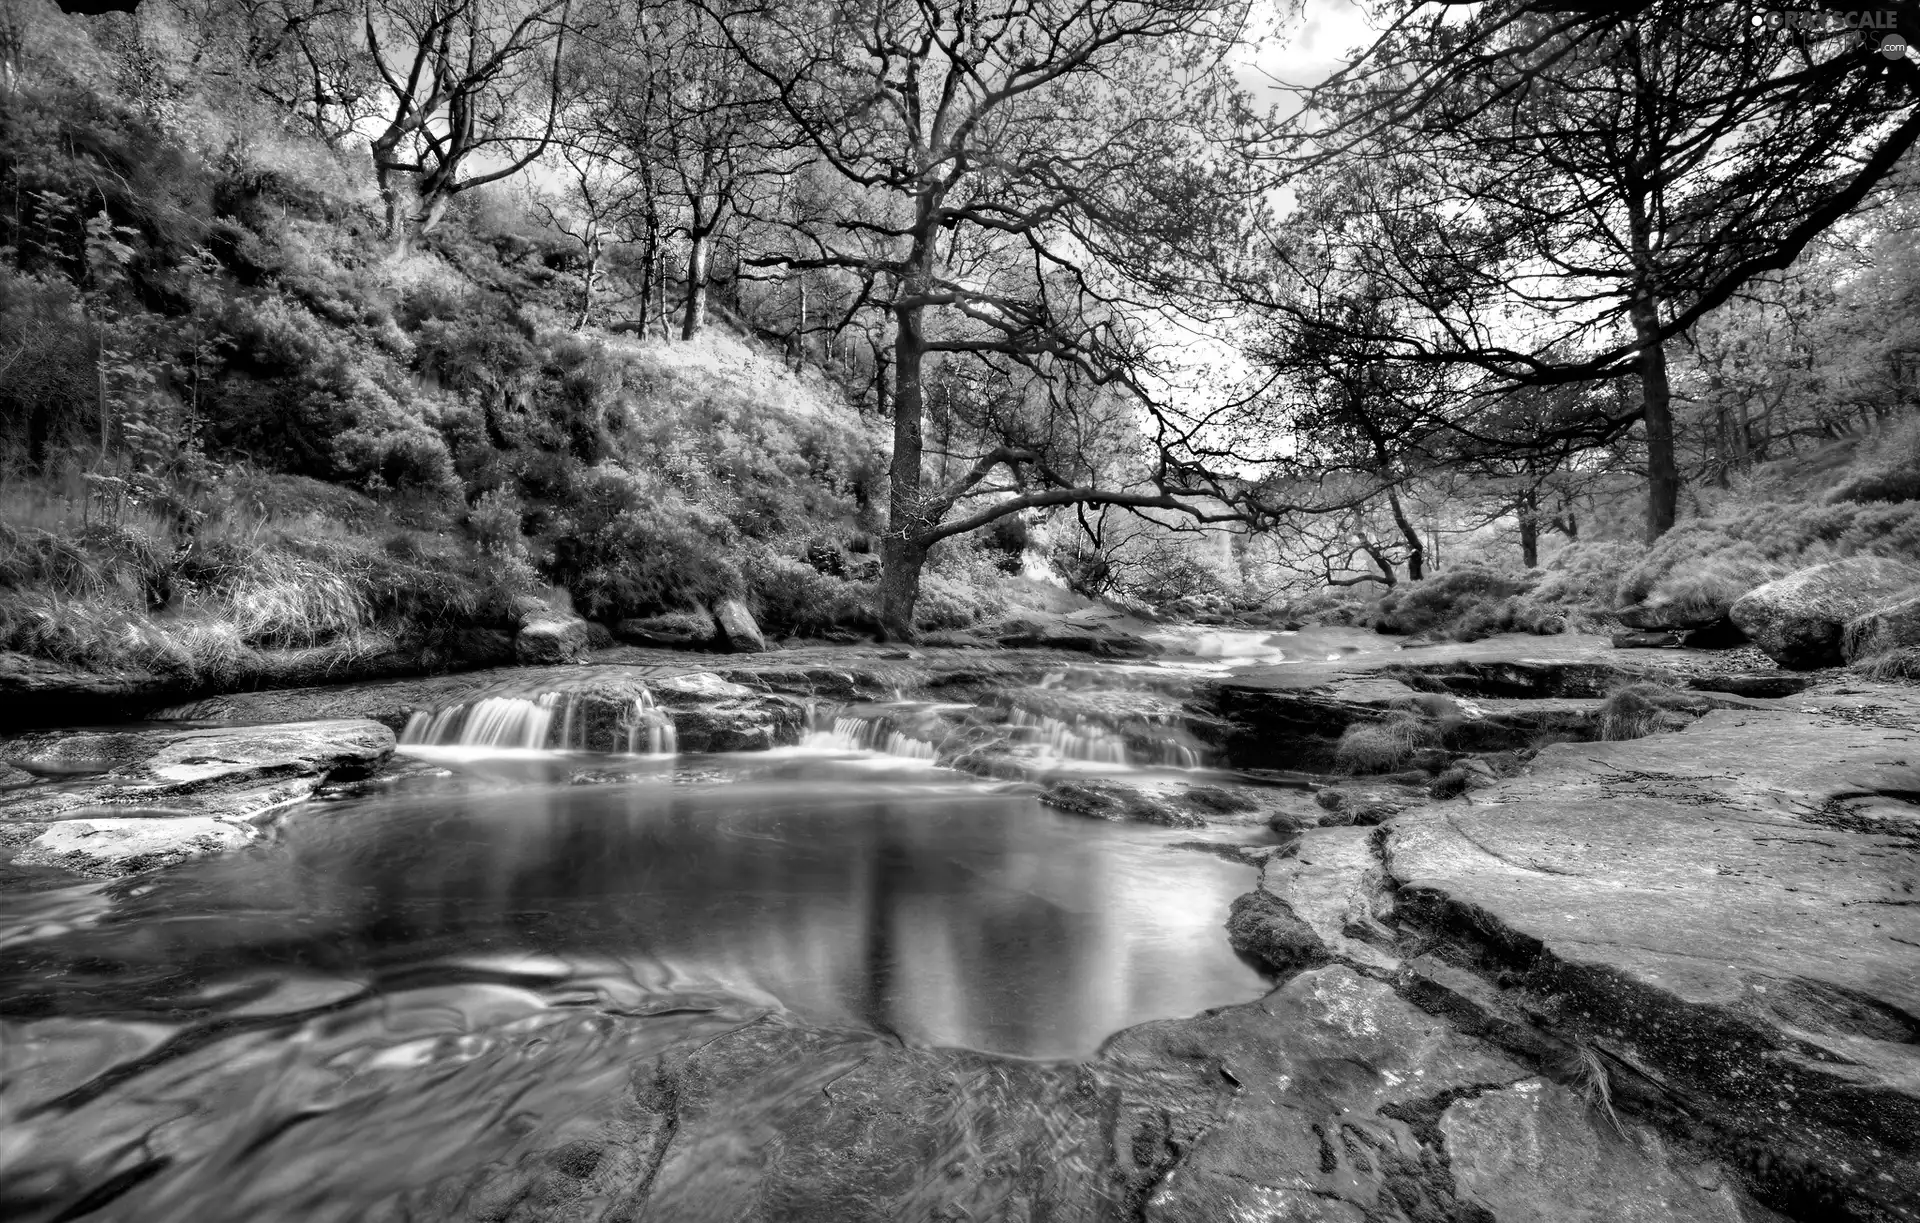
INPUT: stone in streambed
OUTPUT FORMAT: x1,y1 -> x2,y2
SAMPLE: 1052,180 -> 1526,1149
0,718 -> 393,876
514,616 -> 593,665
711,598 -> 769,653
614,609 -> 719,649
10,815 -> 253,877
1728,556 -> 1920,669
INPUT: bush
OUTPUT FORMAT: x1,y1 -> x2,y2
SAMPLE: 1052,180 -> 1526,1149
543,466 -> 740,621
744,552 -> 876,637
1372,569 -> 1539,639
914,572 -> 1006,631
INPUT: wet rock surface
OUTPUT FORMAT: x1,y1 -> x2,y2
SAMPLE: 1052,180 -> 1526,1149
0,719 -> 394,876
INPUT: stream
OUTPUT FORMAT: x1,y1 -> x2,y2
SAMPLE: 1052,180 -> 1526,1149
0,629 -> 1377,1222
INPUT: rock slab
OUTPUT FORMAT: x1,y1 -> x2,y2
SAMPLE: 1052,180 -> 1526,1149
1384,701 -> 1920,1221
0,719 -> 394,876
1728,557 -> 1920,669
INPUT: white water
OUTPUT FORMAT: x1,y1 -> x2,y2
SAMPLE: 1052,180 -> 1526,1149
400,689 -> 677,756
798,707 -> 941,761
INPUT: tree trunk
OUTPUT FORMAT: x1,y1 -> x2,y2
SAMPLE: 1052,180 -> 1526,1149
877,296 -> 930,640
681,233 -> 709,341
1630,294 -> 1679,540
575,248 -> 597,331
1517,489 -> 1540,568
634,239 -> 654,338
1386,486 -> 1423,580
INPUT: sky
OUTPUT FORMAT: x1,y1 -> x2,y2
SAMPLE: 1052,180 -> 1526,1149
1235,0 -> 1379,109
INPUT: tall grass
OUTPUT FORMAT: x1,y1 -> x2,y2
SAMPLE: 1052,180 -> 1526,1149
0,467 -> 537,686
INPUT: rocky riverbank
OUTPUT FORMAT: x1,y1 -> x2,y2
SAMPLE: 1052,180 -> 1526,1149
1,629 -> 1914,1222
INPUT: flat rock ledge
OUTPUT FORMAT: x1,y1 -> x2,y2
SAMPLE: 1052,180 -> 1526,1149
1372,695 -> 1920,1222
0,719 -> 394,877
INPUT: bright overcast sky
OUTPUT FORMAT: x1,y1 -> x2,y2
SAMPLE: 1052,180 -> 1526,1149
1235,0 -> 1378,108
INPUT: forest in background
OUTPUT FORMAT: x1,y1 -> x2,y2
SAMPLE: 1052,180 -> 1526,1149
3,0 -> 1919,690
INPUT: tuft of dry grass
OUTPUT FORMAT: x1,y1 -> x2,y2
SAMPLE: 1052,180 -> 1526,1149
1570,1041 -> 1628,1138
1597,681 -> 1703,741
1335,710 -> 1441,774
1855,646 -> 1920,681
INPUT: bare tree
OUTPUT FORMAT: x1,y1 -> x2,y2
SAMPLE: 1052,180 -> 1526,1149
694,0 -> 1275,636
1261,0 -> 1920,541
362,0 -> 574,239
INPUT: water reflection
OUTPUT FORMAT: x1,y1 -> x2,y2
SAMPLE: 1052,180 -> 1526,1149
0,769 -> 1264,1220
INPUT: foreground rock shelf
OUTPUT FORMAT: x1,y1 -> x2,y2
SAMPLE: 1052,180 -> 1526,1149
1229,682 -> 1920,1223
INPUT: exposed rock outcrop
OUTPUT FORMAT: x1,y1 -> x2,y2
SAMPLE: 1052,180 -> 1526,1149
711,598 -> 769,653
0,719 -> 395,876
1382,698 -> 1920,1221
515,616 -> 593,665
1728,557 -> 1920,669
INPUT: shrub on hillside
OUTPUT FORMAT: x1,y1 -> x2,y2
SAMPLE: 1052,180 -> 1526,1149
915,572 -> 1008,631
543,467 -> 740,621
744,552 -> 875,638
1371,569 -> 1539,638
1824,416 -> 1920,505
1616,496 -> 1920,617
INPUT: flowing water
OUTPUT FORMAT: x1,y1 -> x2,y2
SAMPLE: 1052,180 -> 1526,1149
0,657 -> 1286,1222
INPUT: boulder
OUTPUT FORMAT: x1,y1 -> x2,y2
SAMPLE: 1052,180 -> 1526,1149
1728,556 -> 1920,669
0,719 -> 394,875
614,610 -> 718,649
514,616 -> 592,665
1842,590 -> 1920,662
710,598 -> 769,653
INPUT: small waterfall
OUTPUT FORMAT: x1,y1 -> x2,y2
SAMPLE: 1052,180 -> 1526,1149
1008,708 -> 1130,765
1006,708 -> 1204,769
401,689 -> 676,755
800,706 -> 940,761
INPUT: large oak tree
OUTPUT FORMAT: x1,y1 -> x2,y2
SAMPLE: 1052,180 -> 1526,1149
695,0 -> 1270,637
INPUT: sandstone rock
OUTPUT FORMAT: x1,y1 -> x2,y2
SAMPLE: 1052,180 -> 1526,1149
514,617 -> 592,665
1842,589 -> 1920,661
711,598 -> 768,653
1113,967 -> 1755,1223
1687,672 -> 1809,699
1728,556 -> 1920,669
1385,702 -> 1920,1220
669,694 -> 806,752
614,610 -> 718,649
0,719 -> 393,875
1224,886 -> 1328,969
11,816 -> 254,877
1441,1078 -> 1756,1223
1039,778 -> 1207,827
1618,601 -> 1731,631
1252,827 -> 1399,971
1611,629 -> 1684,649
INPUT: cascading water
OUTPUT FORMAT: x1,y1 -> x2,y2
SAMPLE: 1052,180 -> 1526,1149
799,705 -> 940,761
401,689 -> 677,755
